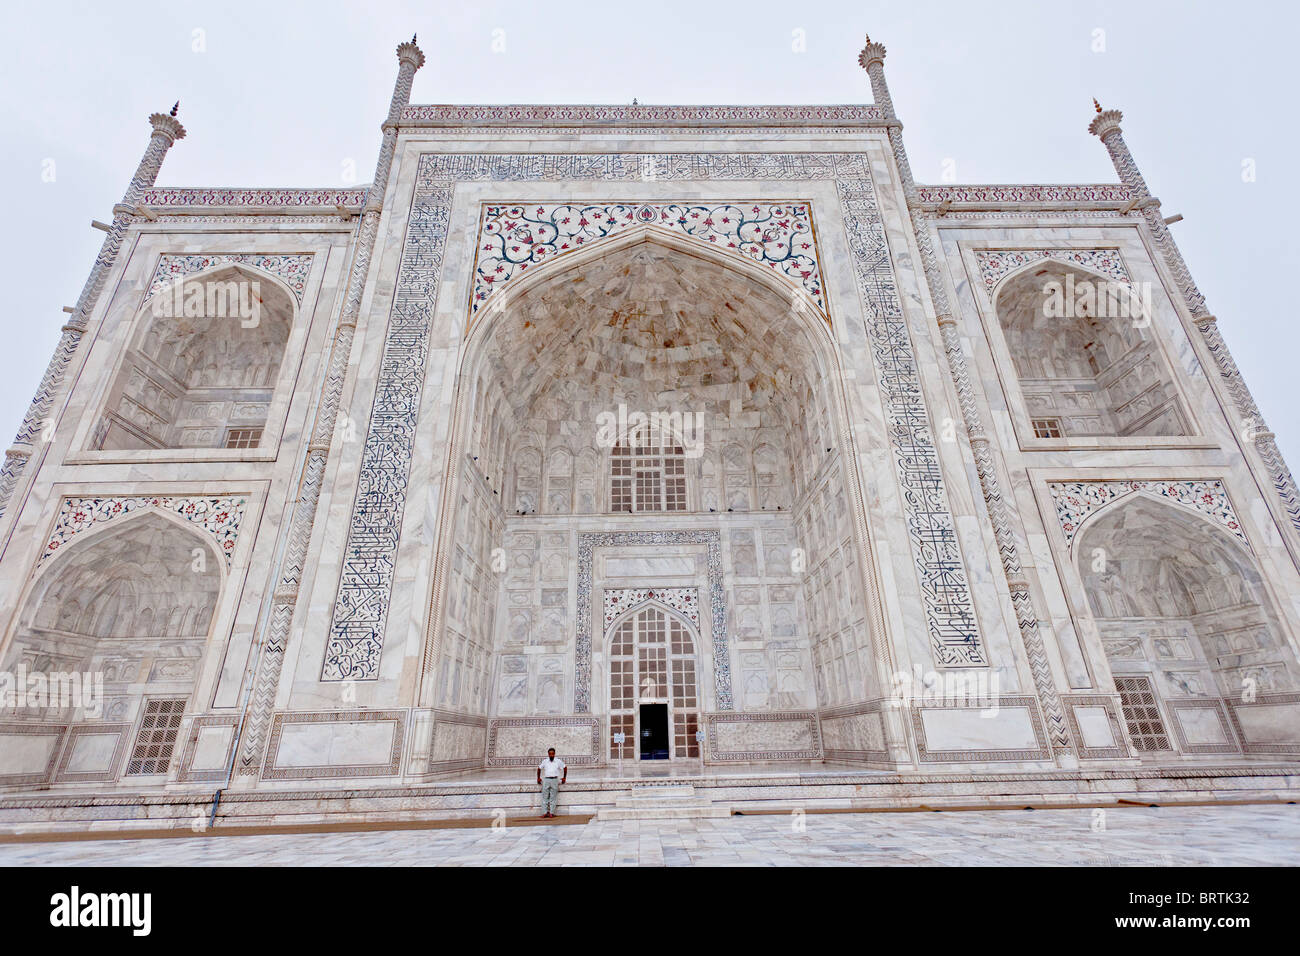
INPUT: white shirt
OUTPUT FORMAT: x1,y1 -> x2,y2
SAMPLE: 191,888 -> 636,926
539,757 -> 566,778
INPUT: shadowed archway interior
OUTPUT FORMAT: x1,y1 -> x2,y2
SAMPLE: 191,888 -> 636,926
425,235 -> 878,751
93,265 -> 294,451
7,513 -> 223,772
996,263 -> 1188,439
1079,495 -> 1300,751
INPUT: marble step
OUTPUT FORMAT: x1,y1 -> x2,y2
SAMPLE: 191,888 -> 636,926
598,784 -> 732,819
614,784 -> 698,806
596,804 -> 733,821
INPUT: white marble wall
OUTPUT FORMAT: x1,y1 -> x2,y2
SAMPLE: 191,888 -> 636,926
0,219 -> 356,786
939,224 -> 1300,759
6,115 -> 1300,797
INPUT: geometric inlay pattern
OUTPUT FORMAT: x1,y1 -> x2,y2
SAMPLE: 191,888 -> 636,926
916,183 -> 1131,206
399,104 -> 885,124
146,254 -> 315,304
1048,479 -> 1246,547
974,248 -> 1130,296
140,187 -> 366,209
41,494 -> 247,568
325,152 -> 982,680
471,202 -> 825,317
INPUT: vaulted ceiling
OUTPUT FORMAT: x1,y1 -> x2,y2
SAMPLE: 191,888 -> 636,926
474,240 -> 824,424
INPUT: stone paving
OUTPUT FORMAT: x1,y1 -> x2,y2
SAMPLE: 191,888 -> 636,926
0,804 -> 1296,866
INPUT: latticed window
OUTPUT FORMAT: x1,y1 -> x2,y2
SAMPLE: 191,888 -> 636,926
610,713 -> 635,758
1031,418 -> 1063,439
225,426 -> 263,449
1115,676 -> 1172,752
127,698 -> 186,775
610,440 -> 687,513
608,605 -> 700,758
610,659 -> 634,710
673,710 -> 700,759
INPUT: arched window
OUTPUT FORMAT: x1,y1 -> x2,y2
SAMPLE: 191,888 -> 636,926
608,604 -> 700,759
609,439 -> 687,513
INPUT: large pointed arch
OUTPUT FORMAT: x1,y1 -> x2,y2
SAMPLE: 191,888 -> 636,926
464,224 -> 836,370
988,254 -> 1129,306
469,206 -> 830,324
12,509 -> 225,657
417,227 -> 893,727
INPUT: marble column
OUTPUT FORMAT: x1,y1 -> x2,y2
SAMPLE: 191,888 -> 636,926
0,107 -> 186,520
859,35 -> 1074,757
1089,104 -> 1300,544
232,37 -> 426,779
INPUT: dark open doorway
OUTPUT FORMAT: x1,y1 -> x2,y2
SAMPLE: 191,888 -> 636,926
639,703 -> 669,759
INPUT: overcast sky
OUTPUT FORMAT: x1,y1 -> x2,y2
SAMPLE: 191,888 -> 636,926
2,0 -> 1296,471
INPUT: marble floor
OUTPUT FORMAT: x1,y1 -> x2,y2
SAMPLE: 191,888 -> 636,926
0,804 -> 1295,866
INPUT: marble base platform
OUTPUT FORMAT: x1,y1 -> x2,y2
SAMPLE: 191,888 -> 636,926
0,762 -> 1296,838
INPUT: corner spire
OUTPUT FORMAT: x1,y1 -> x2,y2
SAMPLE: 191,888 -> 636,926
147,106 -> 186,145
857,32 -> 895,118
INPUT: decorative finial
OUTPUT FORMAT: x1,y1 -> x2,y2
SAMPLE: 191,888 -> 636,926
632,98 -> 638,106
171,101 -> 179,117
396,34 -> 426,68
1087,101 -> 1122,137
858,33 -> 886,70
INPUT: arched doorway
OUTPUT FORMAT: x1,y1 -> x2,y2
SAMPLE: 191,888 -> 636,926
607,602 -> 700,760
1076,494 -> 1300,753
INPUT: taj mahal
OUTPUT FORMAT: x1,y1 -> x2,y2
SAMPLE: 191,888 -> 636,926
0,32 -> 1297,830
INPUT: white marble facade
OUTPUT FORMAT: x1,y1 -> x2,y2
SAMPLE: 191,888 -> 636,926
0,39 -> 1298,809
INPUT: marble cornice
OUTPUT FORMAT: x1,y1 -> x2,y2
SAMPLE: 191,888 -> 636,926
398,103 -> 886,127
916,183 -> 1132,211
128,181 -> 1134,216
136,187 -> 367,214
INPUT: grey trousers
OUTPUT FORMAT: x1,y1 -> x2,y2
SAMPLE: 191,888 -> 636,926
541,777 -> 561,814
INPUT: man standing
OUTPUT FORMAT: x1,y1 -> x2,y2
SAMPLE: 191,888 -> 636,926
537,748 -> 567,818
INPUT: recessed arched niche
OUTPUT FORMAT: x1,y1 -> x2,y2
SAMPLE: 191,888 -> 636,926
427,230 -> 877,725
995,262 -> 1189,440
93,264 -> 294,451
1078,494 -> 1300,753
3,512 -> 224,778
